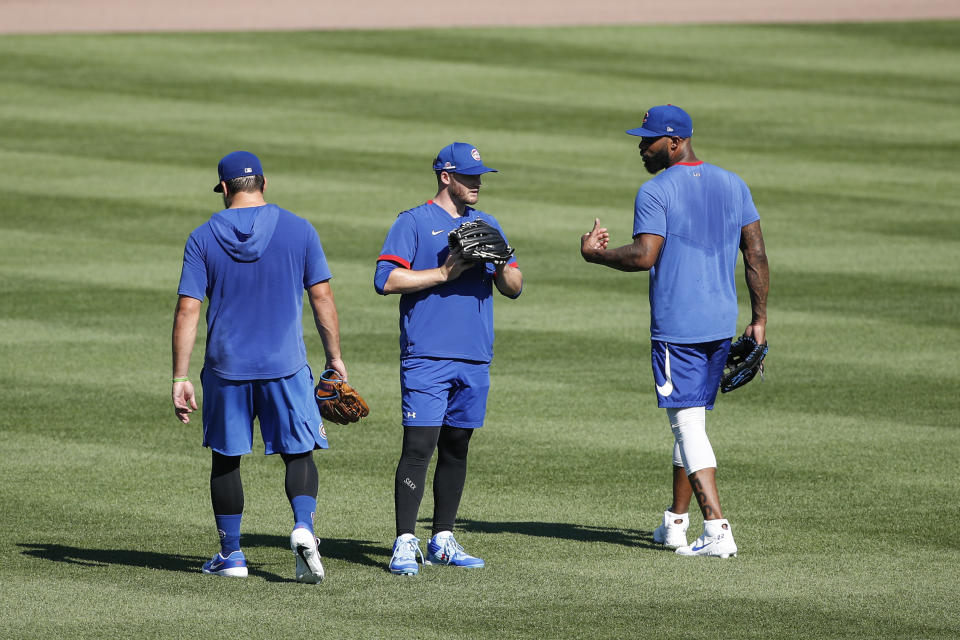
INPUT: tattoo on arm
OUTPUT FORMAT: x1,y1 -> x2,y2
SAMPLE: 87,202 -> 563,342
740,222 -> 769,324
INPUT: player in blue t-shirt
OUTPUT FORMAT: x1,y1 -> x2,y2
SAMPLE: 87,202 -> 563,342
580,106 -> 770,558
172,151 -> 349,583
375,143 -> 523,575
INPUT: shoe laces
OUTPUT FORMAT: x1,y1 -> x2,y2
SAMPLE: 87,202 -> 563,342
436,535 -> 466,560
393,537 -> 424,564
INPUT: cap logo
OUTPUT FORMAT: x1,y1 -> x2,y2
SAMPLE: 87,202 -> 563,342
642,111 -> 649,124
244,167 -> 253,173
443,161 -> 455,170
471,148 -> 481,162
665,126 -> 674,133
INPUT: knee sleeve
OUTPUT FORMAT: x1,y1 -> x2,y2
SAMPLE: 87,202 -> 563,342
667,406 -> 716,475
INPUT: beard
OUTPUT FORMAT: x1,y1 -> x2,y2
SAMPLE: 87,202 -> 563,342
642,147 -> 671,174
451,181 -> 479,205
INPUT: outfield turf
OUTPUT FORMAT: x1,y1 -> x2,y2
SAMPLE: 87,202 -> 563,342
1,21 -> 959,639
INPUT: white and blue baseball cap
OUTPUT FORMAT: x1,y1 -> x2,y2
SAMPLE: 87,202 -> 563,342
214,151 -> 263,192
626,105 -> 693,138
432,142 -> 498,175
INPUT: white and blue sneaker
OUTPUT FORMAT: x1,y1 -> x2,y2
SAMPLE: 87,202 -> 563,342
426,531 -> 484,568
389,533 -> 424,575
290,527 -> 325,584
202,550 -> 248,577
675,519 -> 738,558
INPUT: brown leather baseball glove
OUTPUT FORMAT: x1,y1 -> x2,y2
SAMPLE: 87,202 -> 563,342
314,369 -> 370,424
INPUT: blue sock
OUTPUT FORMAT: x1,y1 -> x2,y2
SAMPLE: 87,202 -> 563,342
215,514 -> 242,555
290,495 -> 317,533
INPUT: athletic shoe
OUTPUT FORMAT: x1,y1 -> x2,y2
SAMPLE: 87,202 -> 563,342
675,521 -> 737,558
652,510 -> 689,549
426,531 -> 484,568
290,527 -> 325,584
202,550 -> 248,577
389,534 -> 424,576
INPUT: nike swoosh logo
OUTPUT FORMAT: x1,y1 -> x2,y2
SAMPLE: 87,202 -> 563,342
656,345 -> 673,396
431,230 -> 445,235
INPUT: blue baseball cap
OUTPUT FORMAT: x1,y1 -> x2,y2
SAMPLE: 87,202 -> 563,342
214,151 -> 263,192
626,105 -> 693,138
432,142 -> 498,175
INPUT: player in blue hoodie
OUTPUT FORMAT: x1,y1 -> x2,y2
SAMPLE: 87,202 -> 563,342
172,151 -> 345,583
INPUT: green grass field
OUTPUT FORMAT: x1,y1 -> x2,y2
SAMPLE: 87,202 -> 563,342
1,21 -> 959,639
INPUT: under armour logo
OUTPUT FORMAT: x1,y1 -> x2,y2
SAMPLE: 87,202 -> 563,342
405,411 -> 416,418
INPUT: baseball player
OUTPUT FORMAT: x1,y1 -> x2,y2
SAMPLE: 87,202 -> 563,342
172,150 -> 348,582
374,142 -> 523,575
580,106 -> 769,558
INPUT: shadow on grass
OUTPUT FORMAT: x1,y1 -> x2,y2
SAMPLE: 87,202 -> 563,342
18,535 -> 390,581
242,533 -> 390,569
445,519 -> 659,549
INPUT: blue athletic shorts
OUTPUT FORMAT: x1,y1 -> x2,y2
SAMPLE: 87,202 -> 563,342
650,339 -> 731,410
200,365 -> 329,456
400,358 -> 490,428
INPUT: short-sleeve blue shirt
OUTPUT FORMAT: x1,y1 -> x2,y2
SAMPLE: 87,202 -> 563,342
178,204 -> 331,380
633,162 -> 760,343
375,201 -> 519,363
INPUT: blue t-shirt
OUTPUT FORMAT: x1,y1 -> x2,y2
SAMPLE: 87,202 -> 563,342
633,161 -> 760,343
375,201 -> 519,363
178,204 -> 332,380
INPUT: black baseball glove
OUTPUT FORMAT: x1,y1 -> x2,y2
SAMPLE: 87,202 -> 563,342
720,335 -> 768,393
448,219 -> 514,266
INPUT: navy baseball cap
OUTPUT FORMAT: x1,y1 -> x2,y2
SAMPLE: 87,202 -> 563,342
432,142 -> 498,175
213,151 -> 263,192
626,105 -> 693,138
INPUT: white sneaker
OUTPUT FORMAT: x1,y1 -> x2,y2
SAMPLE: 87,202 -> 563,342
652,510 -> 689,549
290,527 -> 325,583
675,519 -> 737,558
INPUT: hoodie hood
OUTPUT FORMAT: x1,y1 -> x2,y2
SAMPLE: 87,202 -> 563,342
208,204 -> 280,262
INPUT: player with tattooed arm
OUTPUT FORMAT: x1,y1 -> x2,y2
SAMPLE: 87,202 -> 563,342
580,106 -> 769,558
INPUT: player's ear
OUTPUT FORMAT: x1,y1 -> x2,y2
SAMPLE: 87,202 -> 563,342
261,176 -> 267,193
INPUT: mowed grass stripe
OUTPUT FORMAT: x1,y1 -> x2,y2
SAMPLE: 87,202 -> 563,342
0,21 -> 958,640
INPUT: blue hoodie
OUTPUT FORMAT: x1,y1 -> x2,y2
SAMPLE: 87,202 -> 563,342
178,204 -> 332,380
208,204 -> 281,262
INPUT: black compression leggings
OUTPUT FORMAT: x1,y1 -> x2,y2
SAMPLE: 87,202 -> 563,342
281,451 -> 319,501
394,425 -> 474,538
209,450 -> 318,515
